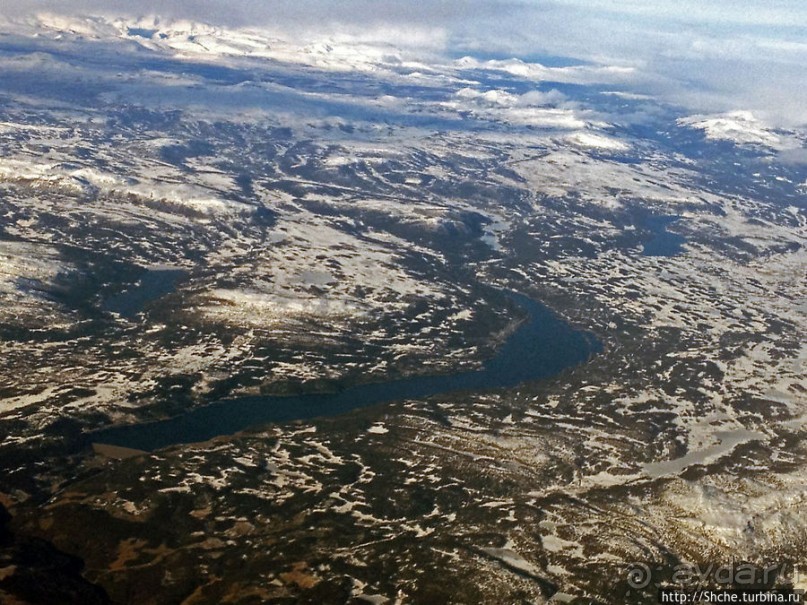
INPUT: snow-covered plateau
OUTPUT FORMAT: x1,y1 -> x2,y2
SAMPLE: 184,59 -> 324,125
0,14 -> 805,605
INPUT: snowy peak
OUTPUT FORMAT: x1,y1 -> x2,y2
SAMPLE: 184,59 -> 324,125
677,110 -> 802,150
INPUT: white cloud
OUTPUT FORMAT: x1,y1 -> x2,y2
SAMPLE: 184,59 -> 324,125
454,87 -> 566,108
2,0 -> 807,125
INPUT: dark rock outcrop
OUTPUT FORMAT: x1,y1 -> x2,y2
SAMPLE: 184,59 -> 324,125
0,503 -> 112,605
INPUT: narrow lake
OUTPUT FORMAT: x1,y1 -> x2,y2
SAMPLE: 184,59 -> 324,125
93,292 -> 601,451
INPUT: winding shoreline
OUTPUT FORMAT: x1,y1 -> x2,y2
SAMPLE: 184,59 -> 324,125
92,292 -> 601,452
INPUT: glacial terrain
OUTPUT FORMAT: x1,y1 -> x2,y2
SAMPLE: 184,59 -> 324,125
0,14 -> 805,604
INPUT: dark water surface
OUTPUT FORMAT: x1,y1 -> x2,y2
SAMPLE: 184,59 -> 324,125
94,293 -> 601,451
104,269 -> 187,319
642,215 -> 685,257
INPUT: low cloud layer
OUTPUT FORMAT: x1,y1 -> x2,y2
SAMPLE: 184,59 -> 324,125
3,0 -> 807,126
